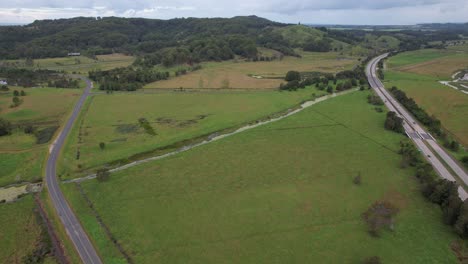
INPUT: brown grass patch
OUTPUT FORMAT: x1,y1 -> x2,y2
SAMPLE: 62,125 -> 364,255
145,53 -> 358,89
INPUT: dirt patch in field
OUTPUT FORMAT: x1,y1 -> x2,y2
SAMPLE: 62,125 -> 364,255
114,123 -> 140,134
0,183 -> 42,202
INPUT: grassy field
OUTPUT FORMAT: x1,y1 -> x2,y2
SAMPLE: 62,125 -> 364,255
0,88 -> 80,124
58,87 -> 327,178
387,48 -> 468,79
0,195 -> 55,263
0,87 -> 79,186
145,51 -> 359,89
63,91 -> 459,263
385,50 -> 468,146
3,53 -> 135,74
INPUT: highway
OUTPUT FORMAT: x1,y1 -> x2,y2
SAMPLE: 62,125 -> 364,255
366,54 -> 468,200
45,76 -> 103,264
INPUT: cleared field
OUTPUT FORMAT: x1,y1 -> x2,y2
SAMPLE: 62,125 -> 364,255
64,91 -> 459,263
386,51 -> 468,146
4,53 -> 135,73
0,87 -> 79,124
0,195 -> 50,263
58,87 -> 326,178
388,49 -> 468,79
0,88 -> 79,186
145,52 -> 358,89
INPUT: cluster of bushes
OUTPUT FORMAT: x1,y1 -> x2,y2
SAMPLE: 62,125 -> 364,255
280,70 -> 362,92
252,55 -> 282,62
303,38 -> 332,52
0,118 -> 12,136
0,85 -> 9,91
89,67 -> 169,91
362,201 -> 399,237
367,94 -> 383,106
174,65 -> 202,77
384,111 -> 404,134
0,67 -> 57,87
35,126 -> 59,144
390,86 -> 442,136
399,141 -> 468,237
47,77 -> 79,88
136,36 -> 258,67
10,90 -> 26,108
462,156 -> 468,168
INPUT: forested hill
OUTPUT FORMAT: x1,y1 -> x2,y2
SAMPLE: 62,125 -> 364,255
0,16 -> 286,59
1,16 -> 466,63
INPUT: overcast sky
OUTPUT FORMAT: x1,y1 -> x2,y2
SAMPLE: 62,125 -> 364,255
0,0 -> 467,25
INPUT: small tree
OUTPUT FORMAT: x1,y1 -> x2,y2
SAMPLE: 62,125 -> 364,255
11,96 -> 21,107
285,71 -> 301,82
450,141 -> 459,152
20,90 -> 26,96
96,168 -> 110,182
99,142 -> 106,150
13,90 -> 19,96
326,86 -> 333,94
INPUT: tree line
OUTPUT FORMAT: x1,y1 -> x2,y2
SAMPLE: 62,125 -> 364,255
390,86 -> 442,136
398,141 -> 468,238
88,67 -> 170,91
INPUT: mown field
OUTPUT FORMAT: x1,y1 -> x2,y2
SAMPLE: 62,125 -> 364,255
63,91 -> 460,263
385,49 -> 468,146
145,51 -> 359,89
58,87 -> 327,178
3,53 -> 135,74
0,195 -> 55,263
0,87 -> 79,186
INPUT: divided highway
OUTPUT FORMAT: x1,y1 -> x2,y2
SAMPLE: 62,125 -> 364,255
366,54 -> 468,200
45,76 -> 102,264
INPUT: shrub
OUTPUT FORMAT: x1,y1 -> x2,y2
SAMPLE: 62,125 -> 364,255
363,256 -> 382,264
96,169 -> 110,182
384,111 -> 404,134
99,142 -> 106,150
362,201 -> 399,237
353,173 -> 362,185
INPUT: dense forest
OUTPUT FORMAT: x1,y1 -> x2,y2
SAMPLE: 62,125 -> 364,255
1,16 -> 466,63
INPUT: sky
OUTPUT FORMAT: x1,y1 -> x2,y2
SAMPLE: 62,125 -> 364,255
0,0 -> 467,25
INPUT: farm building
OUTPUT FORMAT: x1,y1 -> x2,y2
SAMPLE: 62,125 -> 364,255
0,80 -> 7,85
68,52 -> 81,56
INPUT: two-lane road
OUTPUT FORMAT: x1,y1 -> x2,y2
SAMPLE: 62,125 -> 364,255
366,54 -> 468,200
46,76 -> 103,264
